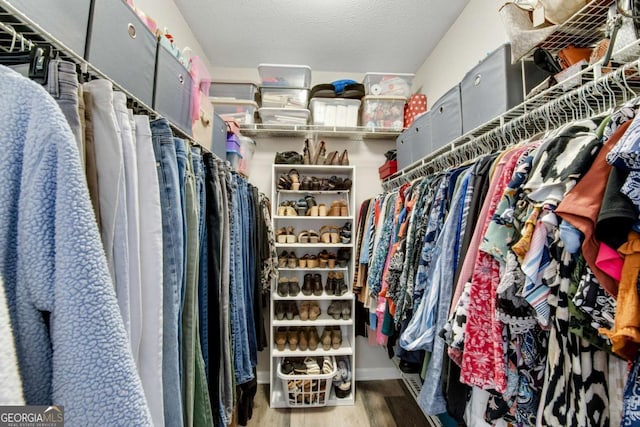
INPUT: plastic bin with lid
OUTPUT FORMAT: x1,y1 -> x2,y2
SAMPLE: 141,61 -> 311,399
209,81 -> 258,101
258,108 -> 310,126
210,99 -> 258,125
260,87 -> 309,109
226,149 -> 242,171
363,73 -> 414,98
258,64 -> 312,89
360,96 -> 406,130
309,98 -> 360,127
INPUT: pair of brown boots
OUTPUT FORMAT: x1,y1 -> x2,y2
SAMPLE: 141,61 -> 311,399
275,326 -> 320,351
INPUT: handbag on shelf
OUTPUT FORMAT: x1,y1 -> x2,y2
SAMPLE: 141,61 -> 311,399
608,0 -> 640,63
274,151 -> 303,165
557,44 -> 593,68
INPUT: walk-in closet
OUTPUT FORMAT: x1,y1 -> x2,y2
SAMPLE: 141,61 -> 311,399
1,0 -> 639,426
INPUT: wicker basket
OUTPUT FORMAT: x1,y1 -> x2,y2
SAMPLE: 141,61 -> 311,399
277,356 -> 337,408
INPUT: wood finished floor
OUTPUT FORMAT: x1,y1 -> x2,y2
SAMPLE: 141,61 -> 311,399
245,380 -> 430,427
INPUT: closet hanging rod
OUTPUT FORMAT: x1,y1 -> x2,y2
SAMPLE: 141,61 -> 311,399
0,0 -> 219,161
382,58 -> 640,192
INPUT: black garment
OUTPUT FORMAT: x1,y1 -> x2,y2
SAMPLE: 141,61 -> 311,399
204,153 -> 223,420
237,369 -> 258,426
596,166 -> 636,249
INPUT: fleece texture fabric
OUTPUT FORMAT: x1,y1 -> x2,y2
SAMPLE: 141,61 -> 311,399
0,65 -> 152,426
0,275 -> 24,405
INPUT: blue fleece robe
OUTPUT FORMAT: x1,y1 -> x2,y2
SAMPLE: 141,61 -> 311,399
0,65 -> 152,426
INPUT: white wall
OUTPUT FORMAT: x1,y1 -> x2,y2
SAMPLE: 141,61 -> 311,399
413,0 -> 507,108
133,0 -> 214,72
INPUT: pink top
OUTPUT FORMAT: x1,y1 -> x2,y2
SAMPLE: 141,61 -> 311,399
596,243 -> 624,282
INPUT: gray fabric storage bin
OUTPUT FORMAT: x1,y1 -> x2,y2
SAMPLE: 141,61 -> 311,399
396,112 -> 432,169
210,112 -> 227,159
9,0 -> 90,56
86,0 -> 157,106
431,85 -> 462,151
461,43 -> 549,133
154,43 -> 193,137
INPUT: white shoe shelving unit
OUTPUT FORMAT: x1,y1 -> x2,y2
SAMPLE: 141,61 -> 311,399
269,164 -> 356,408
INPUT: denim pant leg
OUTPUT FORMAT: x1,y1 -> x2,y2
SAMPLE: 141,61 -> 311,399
174,138 -> 188,387
219,165 -> 234,425
46,59 -> 83,165
191,147 -> 209,373
150,118 -> 184,427
243,183 -> 258,367
229,174 -> 253,385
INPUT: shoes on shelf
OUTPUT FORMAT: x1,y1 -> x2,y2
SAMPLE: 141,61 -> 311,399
299,254 -> 309,268
327,300 -> 341,319
302,273 -> 313,296
289,169 -> 300,191
298,230 -> 309,244
324,150 -> 339,165
277,174 -> 292,190
275,327 -> 288,351
320,225 -> 332,244
327,200 -> 341,217
318,250 -> 330,268
337,248 -> 350,268
307,254 -> 319,268
305,194 -> 318,215
287,253 -> 298,269
312,274 -> 323,297
308,230 -> 319,244
335,272 -> 348,296
331,326 -> 342,349
333,356 -> 351,398
289,277 -> 301,296
298,327 -> 309,351
296,199 -> 307,215
320,327 -> 332,351
308,327 -> 320,351
340,222 -> 351,244
286,226 -> 297,243
286,301 -> 299,320
278,250 -> 289,268
318,203 -> 328,216
275,301 -> 285,320
278,201 -> 297,216
300,301 -> 321,321
339,149 -> 349,166
341,300 -> 351,320
287,328 -> 299,351
301,176 -> 312,191
325,272 -> 337,295
327,252 -> 337,269
276,227 -> 287,244
277,277 -> 289,297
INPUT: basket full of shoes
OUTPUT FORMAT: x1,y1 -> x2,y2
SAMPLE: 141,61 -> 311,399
277,356 -> 337,407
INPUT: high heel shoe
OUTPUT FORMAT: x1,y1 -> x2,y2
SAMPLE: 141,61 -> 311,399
324,150 -> 338,165
339,149 -> 349,166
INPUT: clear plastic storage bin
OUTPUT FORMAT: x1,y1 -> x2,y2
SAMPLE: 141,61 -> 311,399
363,73 -> 414,98
260,87 -> 309,109
309,98 -> 361,127
258,64 -> 312,89
360,96 -> 406,130
226,149 -> 242,170
258,108 -> 310,126
210,99 -> 258,125
209,81 -> 258,101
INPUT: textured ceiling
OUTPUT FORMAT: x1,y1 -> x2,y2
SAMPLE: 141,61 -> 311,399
174,0 -> 469,74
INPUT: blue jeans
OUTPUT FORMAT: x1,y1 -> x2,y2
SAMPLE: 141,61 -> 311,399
191,147 -> 209,373
174,137 -> 188,380
229,174 -> 254,384
150,118 -> 184,427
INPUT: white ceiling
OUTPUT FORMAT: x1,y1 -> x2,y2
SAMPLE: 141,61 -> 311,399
174,0 -> 470,74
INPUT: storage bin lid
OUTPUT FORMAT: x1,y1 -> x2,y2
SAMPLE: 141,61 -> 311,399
209,99 -> 259,108
363,72 -> 415,79
309,98 -> 361,107
361,95 -> 408,102
258,64 -> 312,89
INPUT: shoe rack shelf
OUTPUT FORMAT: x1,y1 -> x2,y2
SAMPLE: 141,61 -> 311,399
272,337 -> 354,357
270,164 -> 357,409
